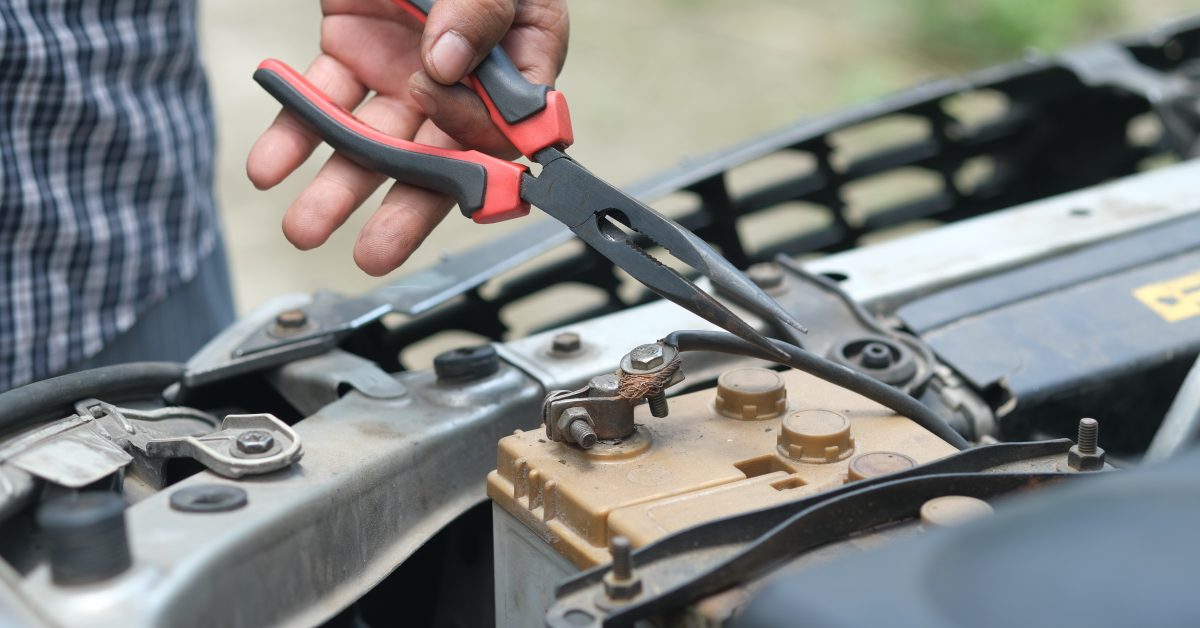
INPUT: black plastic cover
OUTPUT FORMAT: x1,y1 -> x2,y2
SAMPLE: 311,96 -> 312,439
735,450 -> 1200,628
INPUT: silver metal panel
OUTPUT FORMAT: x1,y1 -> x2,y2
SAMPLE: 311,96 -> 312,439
805,160 -> 1200,311
9,425 -> 131,489
14,361 -> 544,628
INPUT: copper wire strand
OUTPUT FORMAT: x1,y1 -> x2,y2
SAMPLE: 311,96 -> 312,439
617,357 -> 682,400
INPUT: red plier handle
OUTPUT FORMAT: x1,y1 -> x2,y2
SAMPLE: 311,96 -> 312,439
392,0 -> 573,158
253,0 -> 573,224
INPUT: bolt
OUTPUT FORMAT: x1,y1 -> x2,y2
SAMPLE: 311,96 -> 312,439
603,536 -> 643,600
568,419 -> 597,449
1077,417 -> 1098,454
275,309 -> 308,329
647,392 -> 669,417
860,342 -> 893,369
236,430 -> 275,455
1067,417 -> 1105,472
551,332 -> 582,354
558,407 -> 597,449
611,536 -> 633,579
746,262 -> 785,290
629,344 -> 665,370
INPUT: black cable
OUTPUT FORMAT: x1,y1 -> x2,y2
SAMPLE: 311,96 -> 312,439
662,330 -> 971,450
0,362 -> 184,436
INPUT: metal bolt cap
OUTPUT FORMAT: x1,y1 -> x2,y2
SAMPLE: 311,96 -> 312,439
628,344 -> 665,370
275,309 -> 308,329
551,332 -> 582,354
236,430 -> 275,455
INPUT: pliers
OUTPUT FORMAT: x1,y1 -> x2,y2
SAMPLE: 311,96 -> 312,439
253,0 -> 804,360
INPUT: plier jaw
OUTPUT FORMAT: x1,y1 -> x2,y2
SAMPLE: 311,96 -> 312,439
524,150 -> 805,360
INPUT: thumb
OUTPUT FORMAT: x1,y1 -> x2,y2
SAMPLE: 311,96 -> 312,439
421,0 -> 517,85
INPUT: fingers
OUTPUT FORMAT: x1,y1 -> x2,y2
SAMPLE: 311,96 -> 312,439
246,54 -> 368,190
408,71 -> 517,157
281,94 -> 426,251
422,0 -> 518,84
409,0 -> 568,152
504,0 -> 569,84
352,121 -> 459,275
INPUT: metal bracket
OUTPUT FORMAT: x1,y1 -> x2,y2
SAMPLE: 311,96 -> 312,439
141,414 -> 303,479
544,374 -> 637,443
266,349 -> 408,415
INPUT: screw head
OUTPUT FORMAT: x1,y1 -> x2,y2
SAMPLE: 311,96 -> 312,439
236,430 -> 275,455
275,309 -> 308,329
629,344 -> 665,370
551,332 -> 582,354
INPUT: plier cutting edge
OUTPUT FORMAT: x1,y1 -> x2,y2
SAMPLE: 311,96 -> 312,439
253,0 -> 804,360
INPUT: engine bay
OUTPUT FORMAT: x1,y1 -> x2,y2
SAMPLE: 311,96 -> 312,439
1,15 -> 1200,628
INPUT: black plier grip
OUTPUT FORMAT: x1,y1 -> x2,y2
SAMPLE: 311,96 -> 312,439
254,60 -> 530,223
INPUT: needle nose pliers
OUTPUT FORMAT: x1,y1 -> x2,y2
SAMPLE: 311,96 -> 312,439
253,0 -> 804,359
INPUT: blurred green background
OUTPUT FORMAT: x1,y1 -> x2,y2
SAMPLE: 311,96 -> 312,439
200,0 -> 1195,314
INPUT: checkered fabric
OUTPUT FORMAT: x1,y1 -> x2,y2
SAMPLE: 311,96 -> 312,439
0,0 -> 218,390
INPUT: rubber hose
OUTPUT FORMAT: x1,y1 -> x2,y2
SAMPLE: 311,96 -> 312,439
662,331 -> 970,450
0,362 -> 184,436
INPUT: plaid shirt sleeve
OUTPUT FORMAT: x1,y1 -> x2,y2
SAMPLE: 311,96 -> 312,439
0,0 -> 219,390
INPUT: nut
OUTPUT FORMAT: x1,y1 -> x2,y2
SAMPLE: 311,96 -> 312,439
628,344 -> 665,370
588,373 -> 620,398
236,430 -> 275,455
275,309 -> 308,329
603,536 -> 643,601
1067,444 -> 1106,471
551,332 -> 582,354
557,407 -> 596,448
1067,417 -> 1105,472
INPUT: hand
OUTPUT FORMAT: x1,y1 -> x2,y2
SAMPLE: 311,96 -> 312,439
246,0 -> 569,275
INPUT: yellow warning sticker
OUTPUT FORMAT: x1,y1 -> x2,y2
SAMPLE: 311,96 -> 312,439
1134,270 -> 1200,323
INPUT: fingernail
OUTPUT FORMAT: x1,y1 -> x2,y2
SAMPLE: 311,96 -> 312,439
429,30 -> 474,84
408,75 -> 438,116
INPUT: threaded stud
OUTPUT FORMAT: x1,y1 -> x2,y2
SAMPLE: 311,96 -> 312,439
647,392 -> 669,417
1077,418 -> 1098,454
568,419 -> 597,449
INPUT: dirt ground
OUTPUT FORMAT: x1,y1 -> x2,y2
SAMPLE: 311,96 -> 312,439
198,1 -> 1196,313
